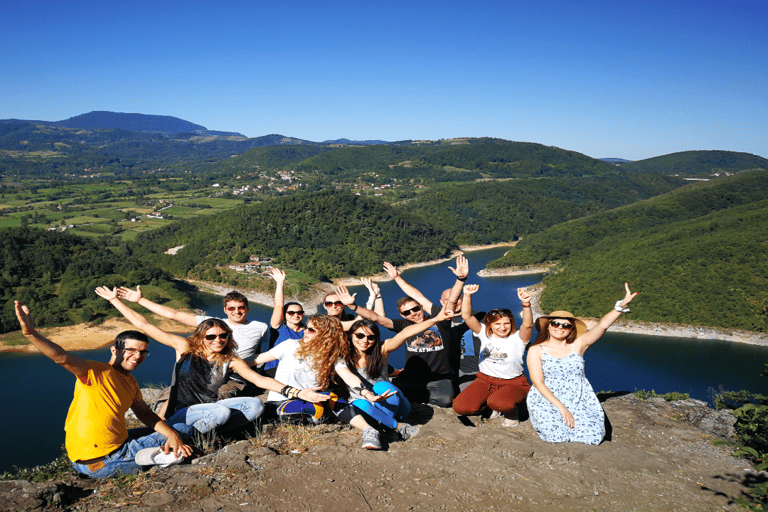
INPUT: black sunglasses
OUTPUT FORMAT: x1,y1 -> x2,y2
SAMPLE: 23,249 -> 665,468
400,305 -> 423,316
204,332 -> 231,341
549,320 -> 574,330
324,300 -> 343,307
488,308 -> 512,316
286,310 -> 304,315
353,332 -> 377,341
305,326 -> 317,334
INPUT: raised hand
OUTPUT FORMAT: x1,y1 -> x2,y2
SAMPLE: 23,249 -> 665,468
448,255 -> 469,279
14,301 -> 35,336
269,268 -> 286,284
383,262 -> 399,279
117,285 -> 142,303
334,285 -> 357,306
463,284 -> 479,295
361,277 -> 380,296
95,286 -> 119,301
620,282 -> 638,307
517,287 -> 533,303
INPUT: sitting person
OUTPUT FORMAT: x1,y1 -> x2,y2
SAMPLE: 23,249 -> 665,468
333,310 -> 453,448
526,283 -> 638,445
452,285 -> 533,427
13,301 -> 193,478
96,287 -> 327,435
334,256 -> 475,407
265,268 -> 306,378
117,286 -> 268,398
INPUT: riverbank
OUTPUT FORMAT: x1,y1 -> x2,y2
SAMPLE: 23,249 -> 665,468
2,241 -> 766,353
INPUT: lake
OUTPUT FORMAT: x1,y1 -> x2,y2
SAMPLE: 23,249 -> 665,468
1,246 -> 766,472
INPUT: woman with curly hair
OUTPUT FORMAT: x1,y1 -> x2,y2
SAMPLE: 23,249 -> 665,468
255,315 -> 347,423
96,287 -> 327,435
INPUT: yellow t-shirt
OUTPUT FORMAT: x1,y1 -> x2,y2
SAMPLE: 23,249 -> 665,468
64,361 -> 142,462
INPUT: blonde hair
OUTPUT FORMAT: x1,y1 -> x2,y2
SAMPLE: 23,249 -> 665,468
184,318 -> 237,366
295,315 -> 349,389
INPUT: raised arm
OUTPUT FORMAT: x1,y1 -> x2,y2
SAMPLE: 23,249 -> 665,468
381,305 -> 453,356
335,285 -> 395,330
117,285 -> 199,327
14,301 -> 89,377
269,268 -> 286,329
96,287 -> 188,354
577,283 -> 638,353
460,284 -> 483,334
444,255 -> 470,314
383,262 -> 435,312
527,345 -> 574,429
517,287 -> 534,343
362,277 -> 385,316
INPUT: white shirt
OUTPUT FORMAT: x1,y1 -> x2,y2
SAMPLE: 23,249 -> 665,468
196,315 -> 268,361
477,330 -> 527,379
264,339 -> 320,402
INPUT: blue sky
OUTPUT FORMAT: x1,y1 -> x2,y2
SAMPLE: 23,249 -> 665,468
2,0 -> 766,160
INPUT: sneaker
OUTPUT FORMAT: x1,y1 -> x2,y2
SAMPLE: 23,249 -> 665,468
502,409 -> 519,428
489,410 -> 502,419
396,423 -> 420,441
134,447 -> 184,468
361,427 -> 382,450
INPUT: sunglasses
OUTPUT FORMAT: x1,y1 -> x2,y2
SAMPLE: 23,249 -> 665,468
400,305 -> 423,316
488,308 -> 512,316
549,321 -> 574,330
324,300 -> 343,307
353,332 -> 377,341
226,306 -> 247,312
204,332 -> 231,341
122,347 -> 150,356
305,326 -> 317,334
286,310 -> 304,316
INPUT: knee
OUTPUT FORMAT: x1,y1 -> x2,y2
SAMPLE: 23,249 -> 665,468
241,398 -> 265,421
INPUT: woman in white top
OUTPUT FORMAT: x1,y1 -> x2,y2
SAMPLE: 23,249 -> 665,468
452,284 -> 534,427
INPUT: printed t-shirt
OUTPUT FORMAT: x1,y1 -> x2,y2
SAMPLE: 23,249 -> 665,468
64,361 -> 141,462
476,330 -> 527,379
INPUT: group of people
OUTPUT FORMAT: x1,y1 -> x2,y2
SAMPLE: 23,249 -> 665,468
15,254 -> 637,478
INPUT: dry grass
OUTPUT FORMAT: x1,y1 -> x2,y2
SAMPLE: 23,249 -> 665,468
249,422 -> 341,454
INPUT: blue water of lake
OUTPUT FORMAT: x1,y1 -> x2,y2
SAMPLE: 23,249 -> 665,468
1,247 -> 766,472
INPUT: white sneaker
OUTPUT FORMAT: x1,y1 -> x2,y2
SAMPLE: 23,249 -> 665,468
361,427 -> 382,450
502,409 -> 519,428
135,447 -> 184,468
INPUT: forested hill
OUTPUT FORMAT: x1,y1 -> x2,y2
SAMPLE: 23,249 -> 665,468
0,228 -> 190,334
489,170 -> 768,332
53,111 -> 211,134
617,150 -> 767,176
132,191 -> 455,281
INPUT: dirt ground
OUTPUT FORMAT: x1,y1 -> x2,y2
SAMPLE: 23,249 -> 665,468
1,394 -> 759,512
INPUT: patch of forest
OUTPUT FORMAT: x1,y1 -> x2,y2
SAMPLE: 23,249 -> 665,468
617,150 -> 767,176
0,227 -> 191,334
489,170 -> 768,331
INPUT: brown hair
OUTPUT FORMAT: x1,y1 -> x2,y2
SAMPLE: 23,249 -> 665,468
223,291 -> 248,308
483,308 -> 517,338
396,296 -> 420,311
295,315 -> 349,389
184,318 -> 237,366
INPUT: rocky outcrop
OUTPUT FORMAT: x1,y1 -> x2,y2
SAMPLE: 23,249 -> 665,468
2,393 -> 757,512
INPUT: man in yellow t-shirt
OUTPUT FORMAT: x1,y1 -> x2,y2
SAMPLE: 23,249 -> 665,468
15,301 -> 194,478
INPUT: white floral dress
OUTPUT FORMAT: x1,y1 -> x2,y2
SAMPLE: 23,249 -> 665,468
527,347 -> 605,445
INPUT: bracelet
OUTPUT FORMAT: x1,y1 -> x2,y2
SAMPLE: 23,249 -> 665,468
522,303 -> 531,308
350,303 -> 359,311
457,276 -> 468,282
614,300 -> 630,313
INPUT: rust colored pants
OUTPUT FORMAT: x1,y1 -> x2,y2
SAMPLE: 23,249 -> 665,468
452,372 -> 530,416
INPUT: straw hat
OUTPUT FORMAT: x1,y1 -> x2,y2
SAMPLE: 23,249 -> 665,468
534,311 -> 588,341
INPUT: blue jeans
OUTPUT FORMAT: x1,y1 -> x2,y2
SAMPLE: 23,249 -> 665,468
352,381 -> 411,430
166,397 -> 264,433
70,422 -> 195,478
